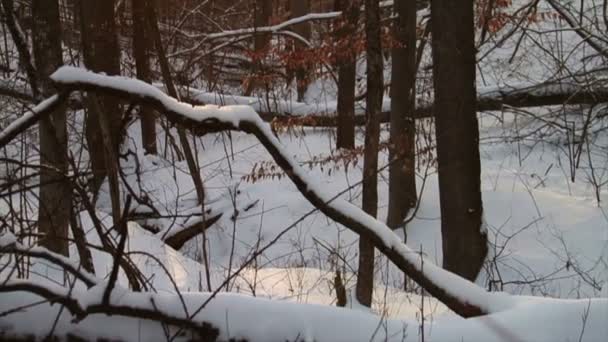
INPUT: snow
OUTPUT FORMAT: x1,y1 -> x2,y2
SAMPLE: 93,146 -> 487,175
51,66 -> 259,128
2,1 -> 608,341
0,94 -> 60,145
1,279 -> 606,341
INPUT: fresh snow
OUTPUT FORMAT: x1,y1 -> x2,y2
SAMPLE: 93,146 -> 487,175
1,1 -> 608,341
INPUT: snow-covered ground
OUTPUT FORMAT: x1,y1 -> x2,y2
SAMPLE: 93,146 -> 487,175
3,101 -> 606,340
1,0 -> 607,340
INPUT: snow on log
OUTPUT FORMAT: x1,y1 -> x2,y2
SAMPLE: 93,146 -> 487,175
0,92 -> 68,147
3,75 -> 604,131
42,66 -> 518,318
266,79 -> 608,127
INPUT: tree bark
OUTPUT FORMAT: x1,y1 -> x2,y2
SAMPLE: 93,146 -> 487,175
244,0 -> 272,96
79,0 -> 122,194
431,0 -> 487,281
0,0 -> 39,100
334,0 -> 359,150
69,206 -> 95,274
290,0 -> 311,101
133,0 -> 157,155
356,0 -> 383,308
32,0 -> 71,256
387,0 -> 417,232
254,0 -> 272,53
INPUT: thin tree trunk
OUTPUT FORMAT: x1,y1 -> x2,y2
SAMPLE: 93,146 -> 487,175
254,0 -> 272,53
334,0 -> 359,150
356,0 -> 383,308
387,0 -> 417,231
431,0 -> 487,281
133,0 -> 157,155
244,0 -> 272,96
290,0 -> 311,101
32,0 -> 71,256
79,0 -> 122,194
69,206 -> 95,274
146,3 -> 211,290
146,2 -> 206,207
0,0 -> 39,100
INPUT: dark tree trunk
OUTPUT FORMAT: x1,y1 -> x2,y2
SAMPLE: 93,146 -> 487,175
334,0 -> 359,150
430,0 -> 487,281
79,0 -> 122,194
356,0 -> 383,308
32,0 -> 70,256
254,0 -> 272,52
290,0 -> 311,101
386,0 -> 417,231
244,0 -> 272,96
133,0 -> 157,155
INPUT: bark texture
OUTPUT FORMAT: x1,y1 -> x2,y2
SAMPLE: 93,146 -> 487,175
387,0 -> 417,232
79,0 -> 122,193
133,0 -> 157,155
290,0 -> 311,101
334,0 -> 359,149
356,0 -> 384,307
254,0 -> 272,52
32,0 -> 71,256
431,0 -> 487,281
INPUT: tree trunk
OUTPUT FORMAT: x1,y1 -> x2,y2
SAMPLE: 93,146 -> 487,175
430,0 -> 487,281
32,0 -> 70,256
386,0 -> 417,232
79,0 -> 122,194
69,206 -> 95,274
132,0 -> 157,155
356,0 -> 383,308
290,0 -> 311,101
254,0 -> 272,53
334,0 -> 359,150
146,1 -> 206,207
245,0 -> 272,96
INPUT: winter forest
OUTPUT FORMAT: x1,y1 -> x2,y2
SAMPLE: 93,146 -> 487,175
0,0 -> 606,340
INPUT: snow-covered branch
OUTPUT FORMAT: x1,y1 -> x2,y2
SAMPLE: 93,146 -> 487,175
0,93 -> 68,148
36,66 -> 516,318
267,78 -> 608,127
197,12 -> 340,41
0,232 -> 99,288
169,12 -> 340,57
546,0 -> 608,59
0,279 -> 220,340
0,78 -> 32,101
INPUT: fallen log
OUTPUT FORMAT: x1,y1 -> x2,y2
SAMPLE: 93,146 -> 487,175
264,81 -> 608,127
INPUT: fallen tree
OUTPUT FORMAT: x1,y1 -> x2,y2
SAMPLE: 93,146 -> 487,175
3,74 -> 606,128
262,80 -> 608,127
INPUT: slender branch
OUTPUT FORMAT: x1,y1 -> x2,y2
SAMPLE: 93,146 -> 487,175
0,0 -> 40,99
546,0 -> 608,58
